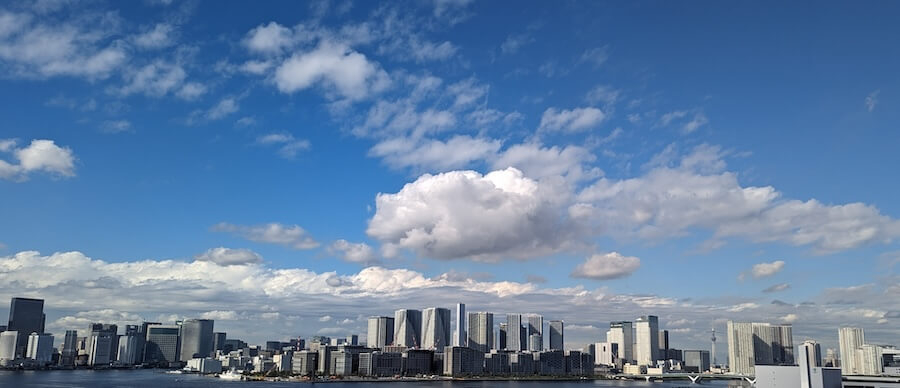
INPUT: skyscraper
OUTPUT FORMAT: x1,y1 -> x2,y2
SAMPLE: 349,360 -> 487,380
658,329 -> 669,360
367,316 -> 394,349
59,330 -> 78,367
88,323 -> 119,366
6,297 -> 44,358
179,319 -> 214,361
506,314 -> 524,351
635,315 -> 659,366
145,324 -> 181,365
455,303 -> 466,347
393,309 -> 422,348
422,307 -> 451,351
727,321 -> 795,375
549,320 -> 564,351
607,321 -> 632,363
498,323 -> 507,350
839,327 -> 865,375
527,314 -> 543,351
467,312 -> 493,353
25,332 -> 54,363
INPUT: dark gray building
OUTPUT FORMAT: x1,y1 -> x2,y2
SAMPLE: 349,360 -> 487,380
683,349 -> 711,373
179,319 -> 214,361
549,320 -> 564,351
7,297 -> 45,357
145,324 -> 180,365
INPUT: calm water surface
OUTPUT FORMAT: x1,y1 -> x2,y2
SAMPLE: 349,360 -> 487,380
0,369 -> 752,387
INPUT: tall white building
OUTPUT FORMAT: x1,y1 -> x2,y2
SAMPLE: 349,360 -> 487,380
607,321 -> 633,364
367,316 -> 394,349
0,331 -> 17,363
422,307 -> 451,352
454,303 -> 466,347
857,344 -> 884,376
25,332 -> 54,363
393,309 -> 422,348
635,315 -> 659,366
595,341 -> 618,366
839,327 -> 865,375
467,312 -> 493,353
506,314 -> 524,351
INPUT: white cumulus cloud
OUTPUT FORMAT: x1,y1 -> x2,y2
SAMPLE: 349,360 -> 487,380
0,139 -> 76,181
367,168 -> 582,261
274,41 -> 390,100
571,252 -> 641,280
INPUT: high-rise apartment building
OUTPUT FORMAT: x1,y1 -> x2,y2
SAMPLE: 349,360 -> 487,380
179,319 -> 214,361
6,297 -> 45,358
506,314 -> 524,351
607,321 -> 632,363
498,323 -> 507,350
658,330 -> 669,360
839,327 -> 865,375
727,321 -> 794,375
527,314 -> 543,351
367,316 -> 394,349
422,307 -> 451,351
467,312 -> 493,353
393,309 -> 422,348
635,315 -> 659,366
549,320 -> 564,351
455,303 -> 466,347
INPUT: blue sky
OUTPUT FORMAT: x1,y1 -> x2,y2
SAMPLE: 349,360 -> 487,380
1,0 -> 899,357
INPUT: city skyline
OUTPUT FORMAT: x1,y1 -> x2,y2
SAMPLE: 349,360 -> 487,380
1,0 -> 900,365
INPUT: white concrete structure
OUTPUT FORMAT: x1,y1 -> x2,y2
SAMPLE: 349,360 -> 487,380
366,316 -> 394,349
393,309 -> 422,348
595,341 -> 617,366
422,307 -> 451,352
635,315 -> 659,366
839,327 -> 865,375
466,312 -> 493,353
186,357 -> 223,373
0,331 -> 18,363
607,321 -> 633,364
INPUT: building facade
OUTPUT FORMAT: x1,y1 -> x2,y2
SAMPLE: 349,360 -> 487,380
467,312 -> 493,353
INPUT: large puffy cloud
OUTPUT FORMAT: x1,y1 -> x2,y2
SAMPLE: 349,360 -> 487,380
571,252 -> 641,280
0,139 -> 76,181
366,168 -> 582,261
273,41 -> 390,100
576,144 -> 900,253
212,222 -> 320,250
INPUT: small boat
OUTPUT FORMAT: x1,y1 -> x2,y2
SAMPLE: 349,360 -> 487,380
219,368 -> 245,381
